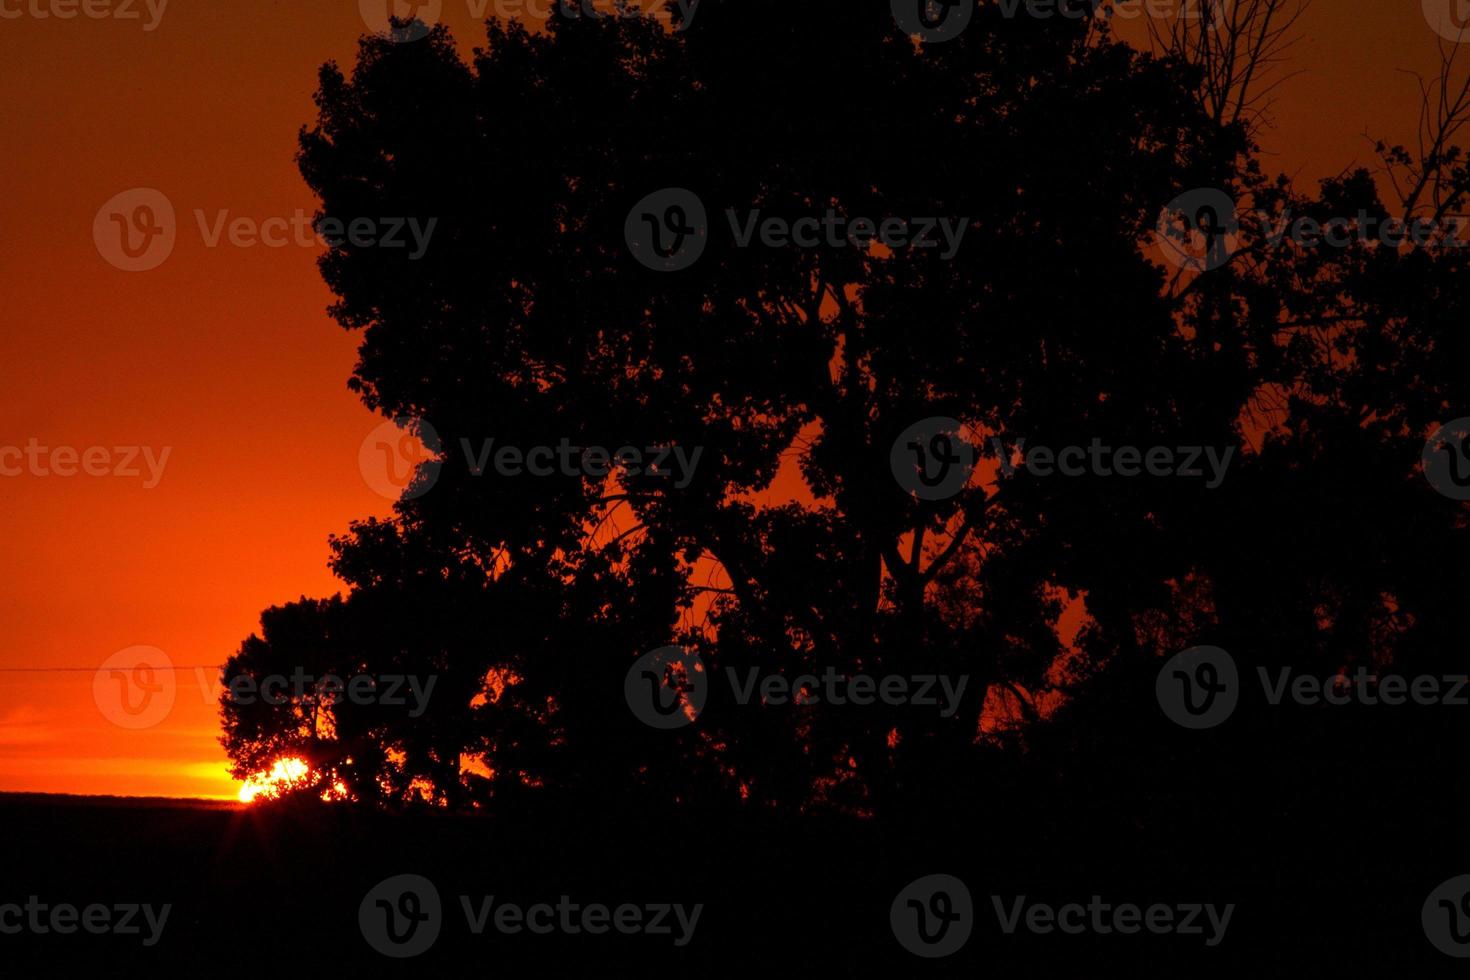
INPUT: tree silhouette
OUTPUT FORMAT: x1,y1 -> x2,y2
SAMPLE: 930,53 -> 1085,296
220,1 -> 1470,834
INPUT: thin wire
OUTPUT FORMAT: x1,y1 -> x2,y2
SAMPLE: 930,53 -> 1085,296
0,665 -> 226,673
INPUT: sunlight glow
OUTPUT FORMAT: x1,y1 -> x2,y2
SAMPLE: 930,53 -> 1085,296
237,757 -> 310,803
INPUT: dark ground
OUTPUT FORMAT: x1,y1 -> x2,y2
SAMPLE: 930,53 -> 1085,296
2,703 -> 1466,978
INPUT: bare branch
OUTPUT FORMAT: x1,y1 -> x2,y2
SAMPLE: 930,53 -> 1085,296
1375,40 -> 1470,225
1145,0 -> 1310,135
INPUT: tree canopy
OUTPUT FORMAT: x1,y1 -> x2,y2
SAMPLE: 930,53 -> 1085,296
221,1 -> 1470,822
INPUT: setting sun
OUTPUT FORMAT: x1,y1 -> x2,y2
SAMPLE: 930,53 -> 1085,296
236,757 -> 310,804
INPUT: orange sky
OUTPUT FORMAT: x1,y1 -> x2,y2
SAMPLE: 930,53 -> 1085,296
0,1 -> 1450,799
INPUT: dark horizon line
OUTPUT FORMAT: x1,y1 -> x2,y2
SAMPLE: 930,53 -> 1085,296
0,790 -> 242,807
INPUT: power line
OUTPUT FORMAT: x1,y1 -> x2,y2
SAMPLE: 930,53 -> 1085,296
0,665 -> 226,673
